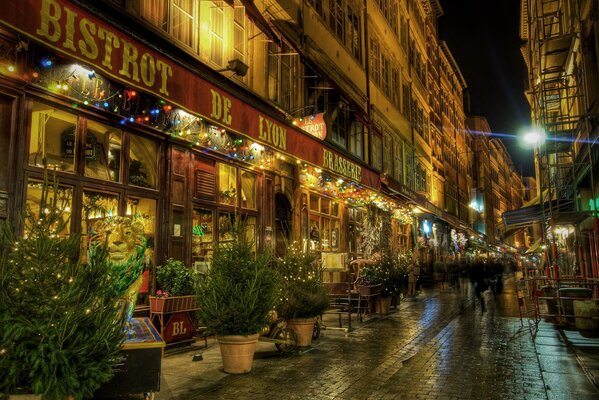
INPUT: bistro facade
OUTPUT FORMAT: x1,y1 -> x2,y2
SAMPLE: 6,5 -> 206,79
0,0 -> 436,300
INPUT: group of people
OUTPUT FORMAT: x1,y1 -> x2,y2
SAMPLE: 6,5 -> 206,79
465,260 -> 505,311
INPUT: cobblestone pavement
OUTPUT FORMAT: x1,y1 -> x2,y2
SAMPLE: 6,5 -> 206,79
149,278 -> 599,400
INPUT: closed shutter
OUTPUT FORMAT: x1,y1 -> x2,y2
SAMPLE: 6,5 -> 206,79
194,155 -> 215,202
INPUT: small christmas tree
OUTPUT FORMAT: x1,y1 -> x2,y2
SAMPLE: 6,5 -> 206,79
0,170 -> 126,400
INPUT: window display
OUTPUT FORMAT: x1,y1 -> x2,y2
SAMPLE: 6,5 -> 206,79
192,208 -> 213,273
85,120 -> 121,182
307,193 -> 340,252
129,134 -> 158,189
219,164 -> 237,205
29,102 -> 77,172
240,170 -> 256,209
26,180 -> 73,235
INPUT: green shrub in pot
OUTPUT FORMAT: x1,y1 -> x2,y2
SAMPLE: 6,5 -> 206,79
156,258 -> 198,296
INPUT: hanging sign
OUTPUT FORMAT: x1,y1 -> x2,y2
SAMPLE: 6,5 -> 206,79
293,113 -> 327,140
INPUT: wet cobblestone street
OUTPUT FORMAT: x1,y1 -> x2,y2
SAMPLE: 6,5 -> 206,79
154,279 -> 599,400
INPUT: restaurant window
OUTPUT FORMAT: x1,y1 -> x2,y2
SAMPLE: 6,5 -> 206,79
26,179 -> 73,235
129,134 -> 158,189
127,196 -> 157,264
240,170 -> 257,209
85,120 -> 121,182
192,208 -> 213,272
218,211 -> 257,253
29,102 -> 77,173
219,163 -> 237,206
308,193 -> 340,252
348,206 -> 365,257
81,190 -> 119,261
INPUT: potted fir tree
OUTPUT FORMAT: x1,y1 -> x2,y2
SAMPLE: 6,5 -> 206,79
275,245 -> 329,348
195,223 -> 278,374
0,173 -> 126,400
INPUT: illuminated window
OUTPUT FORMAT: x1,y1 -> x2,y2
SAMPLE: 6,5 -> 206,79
219,163 -> 237,206
129,134 -> 158,189
26,180 -> 73,235
81,190 -> 119,260
210,1 -> 224,66
240,170 -> 256,209
29,102 -> 77,173
308,193 -> 340,252
171,0 -> 196,49
85,120 -> 121,182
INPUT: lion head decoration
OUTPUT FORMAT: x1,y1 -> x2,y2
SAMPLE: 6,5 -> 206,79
92,216 -> 148,331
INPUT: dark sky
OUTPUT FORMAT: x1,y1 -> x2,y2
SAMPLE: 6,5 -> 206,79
438,0 -> 534,176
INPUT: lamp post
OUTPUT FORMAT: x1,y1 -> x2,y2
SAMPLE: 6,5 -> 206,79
522,128 -> 556,279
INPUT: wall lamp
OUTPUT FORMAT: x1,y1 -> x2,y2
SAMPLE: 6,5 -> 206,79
217,58 -> 249,77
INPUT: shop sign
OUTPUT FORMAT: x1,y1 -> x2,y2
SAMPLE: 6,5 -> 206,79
163,312 -> 195,343
293,113 -> 326,140
258,115 -> 287,151
28,0 -> 173,97
322,149 -> 362,182
0,0 -> 382,189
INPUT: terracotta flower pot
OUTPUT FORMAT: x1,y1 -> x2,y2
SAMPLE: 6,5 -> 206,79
217,333 -> 260,374
287,317 -> 316,348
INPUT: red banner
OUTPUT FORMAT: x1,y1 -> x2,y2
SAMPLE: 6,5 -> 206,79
0,0 -> 379,188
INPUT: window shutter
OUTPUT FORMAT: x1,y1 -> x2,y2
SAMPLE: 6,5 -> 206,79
194,156 -> 215,201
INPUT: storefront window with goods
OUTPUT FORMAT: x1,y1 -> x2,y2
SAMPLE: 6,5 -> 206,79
25,97 -> 160,305
191,163 -> 258,272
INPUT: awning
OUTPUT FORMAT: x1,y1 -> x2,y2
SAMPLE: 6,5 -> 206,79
502,199 -> 576,230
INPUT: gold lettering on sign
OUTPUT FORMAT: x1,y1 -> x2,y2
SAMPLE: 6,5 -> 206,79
258,115 -> 287,151
210,89 -> 233,126
172,321 -> 187,336
35,0 -> 173,97
323,149 -> 362,182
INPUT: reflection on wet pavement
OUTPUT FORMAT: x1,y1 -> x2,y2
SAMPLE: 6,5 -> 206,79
156,275 -> 599,400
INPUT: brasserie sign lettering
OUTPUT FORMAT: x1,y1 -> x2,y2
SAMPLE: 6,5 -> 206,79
323,149 -> 362,181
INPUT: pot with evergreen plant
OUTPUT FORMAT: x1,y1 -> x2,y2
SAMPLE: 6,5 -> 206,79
150,258 -> 199,344
0,173 -> 126,400
195,223 -> 278,374
276,245 -> 329,348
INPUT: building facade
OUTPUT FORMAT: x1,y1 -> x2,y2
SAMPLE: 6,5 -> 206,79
519,0 -> 599,277
0,0 -> 529,294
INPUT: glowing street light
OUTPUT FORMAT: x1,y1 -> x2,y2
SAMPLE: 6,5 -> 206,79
522,127 -> 546,147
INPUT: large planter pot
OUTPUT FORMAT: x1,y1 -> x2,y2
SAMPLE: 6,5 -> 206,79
358,284 -> 381,297
375,297 -> 392,315
287,317 -> 316,348
149,295 -> 197,313
217,333 -> 260,374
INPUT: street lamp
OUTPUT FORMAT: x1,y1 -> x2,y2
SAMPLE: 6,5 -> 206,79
521,127 -> 556,279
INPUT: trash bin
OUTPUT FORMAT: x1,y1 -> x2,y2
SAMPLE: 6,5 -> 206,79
574,300 -> 599,331
558,287 -> 593,325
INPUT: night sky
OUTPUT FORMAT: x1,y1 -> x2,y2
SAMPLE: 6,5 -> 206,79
438,0 -> 534,176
